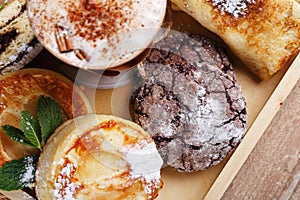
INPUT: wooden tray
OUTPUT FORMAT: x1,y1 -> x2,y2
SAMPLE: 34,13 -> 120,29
1,10 -> 300,200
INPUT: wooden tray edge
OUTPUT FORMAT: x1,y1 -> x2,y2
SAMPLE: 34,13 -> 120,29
204,53 -> 300,200
0,190 -> 34,200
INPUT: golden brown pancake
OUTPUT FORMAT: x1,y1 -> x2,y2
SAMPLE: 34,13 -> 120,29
0,68 -> 93,166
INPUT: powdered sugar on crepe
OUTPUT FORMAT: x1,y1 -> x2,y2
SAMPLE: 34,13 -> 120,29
209,0 -> 256,18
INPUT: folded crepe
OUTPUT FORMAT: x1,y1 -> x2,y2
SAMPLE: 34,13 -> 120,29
171,0 -> 300,79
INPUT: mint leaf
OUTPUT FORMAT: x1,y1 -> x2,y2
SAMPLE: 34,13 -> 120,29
0,155 -> 38,191
0,3 -> 7,11
20,111 -> 41,149
1,125 -> 34,147
37,96 -> 63,143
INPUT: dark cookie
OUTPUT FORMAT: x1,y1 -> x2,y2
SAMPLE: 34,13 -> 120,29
132,32 -> 247,172
138,31 -> 236,81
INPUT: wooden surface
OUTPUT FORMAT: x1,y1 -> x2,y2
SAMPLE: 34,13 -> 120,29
205,53 -> 300,200
222,79 -> 300,200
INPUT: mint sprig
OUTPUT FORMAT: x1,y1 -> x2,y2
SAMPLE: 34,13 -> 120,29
0,95 -> 64,191
0,3 -> 7,11
0,155 -> 39,191
2,95 -> 63,149
1,125 -> 33,147
38,96 -> 63,143
20,111 -> 41,149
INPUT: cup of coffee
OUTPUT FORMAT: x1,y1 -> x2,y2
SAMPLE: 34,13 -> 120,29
27,0 -> 167,88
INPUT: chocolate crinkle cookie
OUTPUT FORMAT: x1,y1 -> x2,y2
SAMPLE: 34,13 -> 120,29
132,32 -> 247,172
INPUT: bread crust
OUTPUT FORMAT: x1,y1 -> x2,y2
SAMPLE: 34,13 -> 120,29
171,0 -> 300,79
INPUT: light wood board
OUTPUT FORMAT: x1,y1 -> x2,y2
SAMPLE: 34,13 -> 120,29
221,80 -> 300,199
1,10 -> 299,200
205,53 -> 300,199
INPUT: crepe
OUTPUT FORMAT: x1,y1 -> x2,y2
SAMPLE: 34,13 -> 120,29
171,0 -> 300,79
35,114 -> 163,200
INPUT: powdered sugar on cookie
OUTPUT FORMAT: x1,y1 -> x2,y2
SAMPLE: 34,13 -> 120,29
133,33 -> 247,172
208,0 -> 256,18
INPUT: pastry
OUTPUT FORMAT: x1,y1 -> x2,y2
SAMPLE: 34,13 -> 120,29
171,0 -> 300,79
132,32 -> 247,172
0,0 -> 43,75
35,114 -> 163,200
27,0 -> 167,70
0,68 -> 93,167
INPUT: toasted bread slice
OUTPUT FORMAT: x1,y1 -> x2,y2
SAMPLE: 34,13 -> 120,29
171,0 -> 300,79
0,0 -> 43,75
0,68 -> 93,167
35,114 -> 163,200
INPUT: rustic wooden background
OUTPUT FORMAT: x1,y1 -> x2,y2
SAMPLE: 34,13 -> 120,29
222,80 -> 300,200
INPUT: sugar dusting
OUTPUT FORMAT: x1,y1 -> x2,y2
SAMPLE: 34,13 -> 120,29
0,43 -> 32,67
208,0 -> 256,18
121,140 -> 163,199
20,156 -> 36,185
53,159 -> 82,200
149,104 -> 176,138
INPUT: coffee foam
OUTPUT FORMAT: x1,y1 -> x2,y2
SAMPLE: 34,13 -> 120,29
27,0 -> 167,69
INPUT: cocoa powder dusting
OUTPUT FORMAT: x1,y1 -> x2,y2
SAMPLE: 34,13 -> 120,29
67,0 -> 133,42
